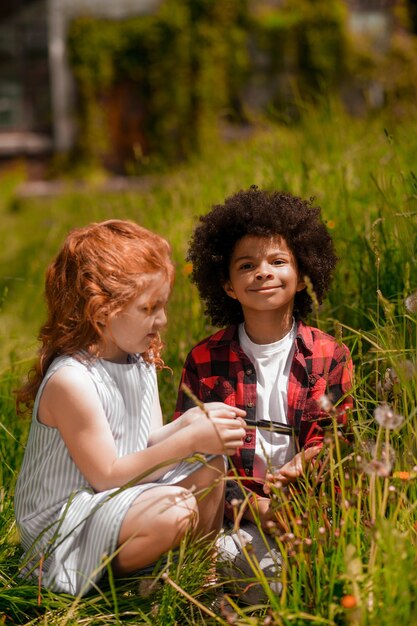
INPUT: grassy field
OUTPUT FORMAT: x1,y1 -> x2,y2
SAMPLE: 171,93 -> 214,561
0,104 -> 416,624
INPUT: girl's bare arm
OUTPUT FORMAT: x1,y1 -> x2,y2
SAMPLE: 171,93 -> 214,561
39,366 -> 246,492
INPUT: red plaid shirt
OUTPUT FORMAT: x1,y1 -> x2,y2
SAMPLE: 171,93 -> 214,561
174,321 -> 353,500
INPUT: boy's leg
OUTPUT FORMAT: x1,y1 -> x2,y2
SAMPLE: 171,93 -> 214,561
217,520 -> 282,603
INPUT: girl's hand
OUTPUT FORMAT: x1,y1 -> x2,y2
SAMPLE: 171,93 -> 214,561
185,403 -> 246,456
264,445 -> 321,490
180,402 -> 245,427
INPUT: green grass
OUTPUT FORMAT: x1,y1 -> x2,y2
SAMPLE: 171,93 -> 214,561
1,104 -> 417,624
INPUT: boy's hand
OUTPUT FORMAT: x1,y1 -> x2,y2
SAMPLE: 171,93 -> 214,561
242,496 -> 290,534
264,445 -> 321,490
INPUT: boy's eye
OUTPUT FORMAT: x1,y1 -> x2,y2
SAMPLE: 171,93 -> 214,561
239,262 -> 253,270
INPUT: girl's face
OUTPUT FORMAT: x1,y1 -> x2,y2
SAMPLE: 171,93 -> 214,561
99,273 -> 170,363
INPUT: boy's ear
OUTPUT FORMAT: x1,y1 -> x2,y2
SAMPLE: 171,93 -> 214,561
223,280 -> 237,300
296,278 -> 306,292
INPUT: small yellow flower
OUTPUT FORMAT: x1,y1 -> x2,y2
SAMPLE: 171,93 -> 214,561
341,594 -> 357,609
393,471 -> 412,480
327,220 -> 336,229
182,262 -> 193,276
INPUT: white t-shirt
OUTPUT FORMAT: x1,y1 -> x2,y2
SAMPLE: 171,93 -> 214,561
239,321 -> 296,479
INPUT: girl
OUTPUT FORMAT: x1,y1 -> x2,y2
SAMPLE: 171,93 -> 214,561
14,219 -> 246,597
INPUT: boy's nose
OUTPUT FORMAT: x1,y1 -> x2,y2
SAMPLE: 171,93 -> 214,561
256,266 -> 273,280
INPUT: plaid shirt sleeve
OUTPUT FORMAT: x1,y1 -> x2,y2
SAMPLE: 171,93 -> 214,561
292,332 -> 354,450
173,352 -> 201,418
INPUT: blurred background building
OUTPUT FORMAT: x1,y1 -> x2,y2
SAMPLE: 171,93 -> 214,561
0,0 -> 413,173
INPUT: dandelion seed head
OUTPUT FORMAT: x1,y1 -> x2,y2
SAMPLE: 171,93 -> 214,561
397,359 -> 416,381
363,459 -> 392,477
318,526 -> 326,535
318,394 -> 333,413
138,579 -> 161,598
405,291 -> 417,313
374,403 -> 404,430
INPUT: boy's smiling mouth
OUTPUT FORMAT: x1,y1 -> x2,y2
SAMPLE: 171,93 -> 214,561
250,285 -> 280,292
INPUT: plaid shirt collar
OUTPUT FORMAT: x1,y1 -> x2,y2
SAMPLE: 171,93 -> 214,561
205,319 -> 314,356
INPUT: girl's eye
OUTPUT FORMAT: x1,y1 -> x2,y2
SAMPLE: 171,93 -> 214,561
239,263 -> 253,270
272,259 -> 285,266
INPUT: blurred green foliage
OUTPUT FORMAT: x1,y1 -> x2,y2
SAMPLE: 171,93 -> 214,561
67,0 -> 250,172
65,0 -> 357,173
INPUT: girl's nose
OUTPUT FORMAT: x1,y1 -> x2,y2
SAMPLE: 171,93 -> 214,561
155,309 -> 167,329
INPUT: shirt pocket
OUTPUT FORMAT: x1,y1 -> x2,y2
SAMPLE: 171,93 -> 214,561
200,376 -> 237,406
301,376 -> 328,422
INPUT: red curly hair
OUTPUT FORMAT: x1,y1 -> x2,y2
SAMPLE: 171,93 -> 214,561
16,219 -> 174,414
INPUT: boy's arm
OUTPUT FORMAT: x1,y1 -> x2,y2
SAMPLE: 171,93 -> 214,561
303,341 -> 354,450
173,353 -> 201,419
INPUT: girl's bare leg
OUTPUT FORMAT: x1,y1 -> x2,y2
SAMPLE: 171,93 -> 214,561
112,455 -> 226,576
179,454 -> 226,539
113,484 -> 198,575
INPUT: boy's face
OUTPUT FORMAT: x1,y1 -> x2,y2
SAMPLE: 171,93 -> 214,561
224,235 -> 305,318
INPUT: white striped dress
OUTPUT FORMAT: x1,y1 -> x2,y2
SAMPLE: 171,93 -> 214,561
14,353 -> 204,596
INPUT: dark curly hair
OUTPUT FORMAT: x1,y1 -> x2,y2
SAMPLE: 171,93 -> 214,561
187,186 -> 338,327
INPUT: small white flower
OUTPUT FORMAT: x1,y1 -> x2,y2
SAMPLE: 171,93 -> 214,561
374,404 -> 404,430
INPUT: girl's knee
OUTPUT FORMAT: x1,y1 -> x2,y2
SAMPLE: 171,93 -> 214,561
148,486 -> 199,537
169,486 -> 199,531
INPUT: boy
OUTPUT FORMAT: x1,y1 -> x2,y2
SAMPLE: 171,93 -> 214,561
174,187 -> 353,599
